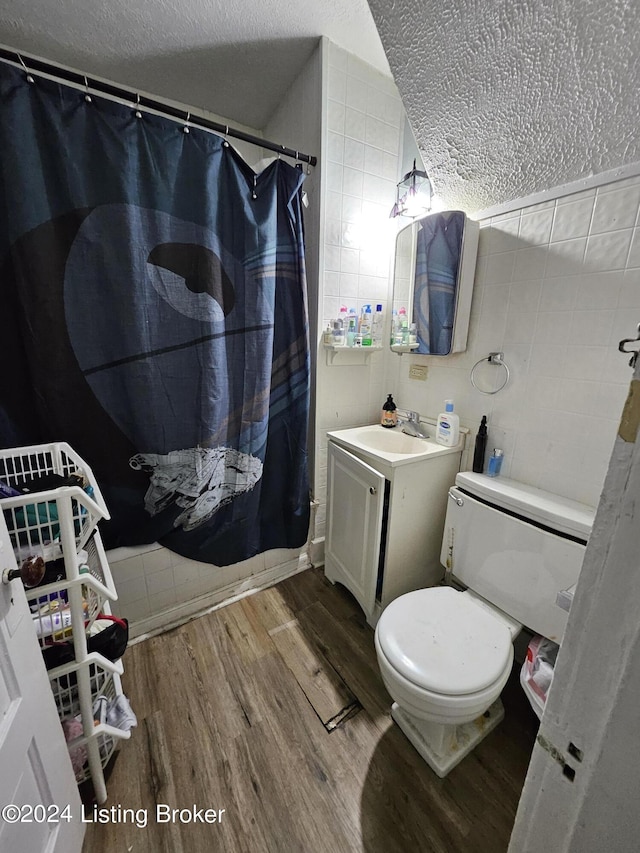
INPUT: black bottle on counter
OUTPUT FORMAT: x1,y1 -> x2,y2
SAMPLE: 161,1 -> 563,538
472,415 -> 488,473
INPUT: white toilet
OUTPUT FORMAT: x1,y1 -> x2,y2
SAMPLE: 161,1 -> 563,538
374,471 -> 594,778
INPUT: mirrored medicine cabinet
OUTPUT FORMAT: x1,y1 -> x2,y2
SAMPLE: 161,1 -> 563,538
391,210 -> 479,355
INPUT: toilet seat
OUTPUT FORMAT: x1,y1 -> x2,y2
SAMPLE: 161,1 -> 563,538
375,633 -> 513,724
375,587 -> 513,696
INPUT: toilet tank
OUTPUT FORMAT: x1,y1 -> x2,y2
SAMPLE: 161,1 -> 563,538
440,473 -> 595,643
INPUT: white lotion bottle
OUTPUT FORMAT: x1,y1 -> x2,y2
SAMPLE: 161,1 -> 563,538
435,400 -> 460,447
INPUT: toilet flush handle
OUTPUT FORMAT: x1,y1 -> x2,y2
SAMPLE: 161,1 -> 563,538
448,489 -> 464,507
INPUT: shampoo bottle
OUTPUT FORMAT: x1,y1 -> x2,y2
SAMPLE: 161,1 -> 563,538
381,394 -> 398,428
435,400 -> 460,447
472,415 -> 488,473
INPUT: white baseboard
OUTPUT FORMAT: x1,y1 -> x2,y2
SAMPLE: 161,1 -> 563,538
129,552 -> 311,643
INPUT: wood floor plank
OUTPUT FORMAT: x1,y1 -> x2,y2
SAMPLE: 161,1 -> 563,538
241,584 -> 298,634
218,598 -> 274,665
277,566 -> 363,623
294,599 -> 393,725
269,617 -> 357,727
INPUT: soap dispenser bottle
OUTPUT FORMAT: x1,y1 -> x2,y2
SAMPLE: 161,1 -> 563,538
435,400 -> 460,447
381,394 -> 398,428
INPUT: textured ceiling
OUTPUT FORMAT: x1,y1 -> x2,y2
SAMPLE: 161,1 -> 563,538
0,0 -> 389,129
367,0 -> 640,210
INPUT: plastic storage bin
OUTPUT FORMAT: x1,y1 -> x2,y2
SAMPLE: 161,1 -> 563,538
28,530 -> 117,650
50,653 -> 130,786
0,441 -> 109,552
519,634 -> 559,720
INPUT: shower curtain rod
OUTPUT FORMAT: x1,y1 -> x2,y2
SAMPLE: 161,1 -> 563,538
0,47 -> 318,168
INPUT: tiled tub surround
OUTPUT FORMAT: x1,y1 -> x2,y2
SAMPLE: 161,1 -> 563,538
107,542 -> 309,638
388,175 -> 640,508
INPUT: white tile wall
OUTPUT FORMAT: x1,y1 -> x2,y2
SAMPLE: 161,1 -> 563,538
109,544 -> 303,627
320,42 -> 403,335
313,42 -> 406,540
387,175 -> 640,508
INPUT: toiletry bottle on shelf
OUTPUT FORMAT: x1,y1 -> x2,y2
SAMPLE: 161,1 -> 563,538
337,305 -> 348,334
472,415 -> 488,473
381,394 -> 398,428
409,323 -> 418,345
360,305 -> 373,346
346,307 -> 359,347
332,320 -> 345,346
435,400 -> 460,447
487,448 -> 504,477
390,309 -> 399,345
398,307 -> 409,345
372,304 -> 384,347
323,325 -> 333,345
346,315 -> 357,347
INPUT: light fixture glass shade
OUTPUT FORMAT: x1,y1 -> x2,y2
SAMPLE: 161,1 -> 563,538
390,159 -> 432,218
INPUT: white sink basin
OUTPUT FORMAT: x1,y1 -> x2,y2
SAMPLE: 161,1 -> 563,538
328,424 -> 463,467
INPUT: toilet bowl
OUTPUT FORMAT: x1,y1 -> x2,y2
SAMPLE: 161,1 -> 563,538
375,586 -> 520,776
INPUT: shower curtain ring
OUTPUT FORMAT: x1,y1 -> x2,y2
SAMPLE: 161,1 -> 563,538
222,126 -> 230,147
84,76 -> 92,103
135,93 -> 142,119
183,112 -> 190,134
17,53 -> 35,84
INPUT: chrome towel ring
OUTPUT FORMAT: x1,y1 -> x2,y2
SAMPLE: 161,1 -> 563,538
470,352 -> 510,395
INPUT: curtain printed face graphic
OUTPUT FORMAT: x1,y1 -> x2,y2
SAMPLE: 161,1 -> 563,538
64,204 -> 265,531
0,61 -> 310,564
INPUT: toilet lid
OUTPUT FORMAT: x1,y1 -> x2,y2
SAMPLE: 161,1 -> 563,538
376,587 -> 513,695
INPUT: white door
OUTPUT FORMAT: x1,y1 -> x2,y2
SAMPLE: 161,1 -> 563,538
325,442 -> 386,620
509,356 -> 640,850
0,514 -> 84,853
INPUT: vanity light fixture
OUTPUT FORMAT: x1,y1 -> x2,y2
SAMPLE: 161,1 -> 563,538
390,159 -> 433,218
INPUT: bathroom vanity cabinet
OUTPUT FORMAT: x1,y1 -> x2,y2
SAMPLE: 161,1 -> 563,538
325,426 -> 463,626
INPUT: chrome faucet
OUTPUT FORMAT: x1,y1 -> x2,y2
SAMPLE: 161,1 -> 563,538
400,410 -> 430,439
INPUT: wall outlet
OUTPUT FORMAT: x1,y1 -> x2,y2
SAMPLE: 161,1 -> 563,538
409,363 -> 428,381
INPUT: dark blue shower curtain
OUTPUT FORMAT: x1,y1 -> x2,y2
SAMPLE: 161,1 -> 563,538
0,61 -> 310,565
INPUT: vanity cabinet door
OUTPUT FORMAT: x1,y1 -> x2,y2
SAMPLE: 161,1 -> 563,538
325,443 -> 385,619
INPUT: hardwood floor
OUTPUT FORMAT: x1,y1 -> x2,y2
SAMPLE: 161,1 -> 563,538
83,569 -> 538,853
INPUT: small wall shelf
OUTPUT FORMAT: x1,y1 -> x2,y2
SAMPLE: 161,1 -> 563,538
324,344 -> 383,365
